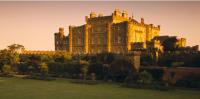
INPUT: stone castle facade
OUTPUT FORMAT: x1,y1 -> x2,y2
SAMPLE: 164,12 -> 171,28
54,9 -> 185,54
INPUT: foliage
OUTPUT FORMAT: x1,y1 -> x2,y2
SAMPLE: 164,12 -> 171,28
158,51 -> 200,67
79,60 -> 89,80
88,53 -> 115,64
143,69 -> 164,81
175,74 -> 200,89
162,37 -> 178,51
2,64 -> 12,75
110,58 -> 133,82
138,70 -> 153,84
47,61 -> 83,79
0,44 -> 24,73
88,62 -> 105,80
41,55 -> 54,63
141,54 -> 154,66
48,62 -> 64,76
40,63 -> 48,75
17,62 -> 29,74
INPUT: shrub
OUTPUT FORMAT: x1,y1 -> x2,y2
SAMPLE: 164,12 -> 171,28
48,62 -> 64,76
80,60 -> 89,80
110,58 -> 133,82
141,69 -> 164,81
17,62 -> 28,74
175,74 -> 200,89
91,73 -> 96,81
40,62 -> 48,79
64,62 -> 82,78
88,62 -> 105,80
138,70 -> 153,85
2,64 -> 12,75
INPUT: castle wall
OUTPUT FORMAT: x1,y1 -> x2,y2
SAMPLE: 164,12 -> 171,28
54,27 -> 68,51
146,25 -> 160,41
111,22 -> 128,53
88,22 -> 108,54
131,24 -> 146,43
55,9 -> 161,55
71,25 -> 85,54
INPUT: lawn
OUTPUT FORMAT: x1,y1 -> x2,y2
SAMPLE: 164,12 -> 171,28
0,77 -> 199,99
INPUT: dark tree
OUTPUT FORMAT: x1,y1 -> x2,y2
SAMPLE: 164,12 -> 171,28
162,37 -> 178,51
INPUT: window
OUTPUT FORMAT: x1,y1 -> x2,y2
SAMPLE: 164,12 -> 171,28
77,38 -> 81,45
91,38 -> 94,44
118,36 -> 121,44
117,26 -> 120,31
97,38 -> 101,44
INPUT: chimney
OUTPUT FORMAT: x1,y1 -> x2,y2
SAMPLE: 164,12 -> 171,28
122,10 -> 128,18
141,18 -> 144,24
114,9 -> 121,16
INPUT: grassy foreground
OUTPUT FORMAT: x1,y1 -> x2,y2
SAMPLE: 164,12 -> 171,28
0,77 -> 199,99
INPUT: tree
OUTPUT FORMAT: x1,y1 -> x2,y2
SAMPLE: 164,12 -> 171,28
0,44 -> 25,72
7,44 -> 24,53
162,37 -> 178,51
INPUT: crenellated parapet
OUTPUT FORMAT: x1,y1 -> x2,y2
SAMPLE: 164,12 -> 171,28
54,9 -> 164,55
54,27 -> 69,51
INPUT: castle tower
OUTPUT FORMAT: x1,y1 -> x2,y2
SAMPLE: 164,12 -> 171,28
59,27 -> 64,36
55,27 -> 67,51
126,21 -> 132,51
69,26 -> 73,53
107,23 -> 112,52
84,24 -> 89,54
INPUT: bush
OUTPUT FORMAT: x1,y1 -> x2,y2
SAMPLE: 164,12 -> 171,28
175,74 -> 200,89
64,61 -> 82,79
110,58 -> 133,82
48,62 -> 64,76
2,64 -> 12,75
40,63 -> 48,76
140,69 -> 164,81
88,62 -> 105,80
138,70 -> 153,85
48,61 -> 84,79
17,62 -> 29,74
151,81 -> 172,91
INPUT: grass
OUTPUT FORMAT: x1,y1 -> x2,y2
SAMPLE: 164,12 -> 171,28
0,77 -> 200,99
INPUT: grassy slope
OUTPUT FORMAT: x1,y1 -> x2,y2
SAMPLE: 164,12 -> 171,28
0,77 -> 199,99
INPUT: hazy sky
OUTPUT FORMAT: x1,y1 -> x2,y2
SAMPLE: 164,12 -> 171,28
0,1 -> 200,50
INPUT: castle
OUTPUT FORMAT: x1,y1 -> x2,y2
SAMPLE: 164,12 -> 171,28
54,9 -> 186,55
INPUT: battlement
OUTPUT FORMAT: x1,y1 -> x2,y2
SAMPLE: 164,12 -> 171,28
55,9 -> 162,54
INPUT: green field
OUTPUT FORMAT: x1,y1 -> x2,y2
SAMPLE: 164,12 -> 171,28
0,77 -> 199,99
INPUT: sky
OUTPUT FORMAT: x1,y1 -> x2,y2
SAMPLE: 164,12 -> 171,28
0,1 -> 200,50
